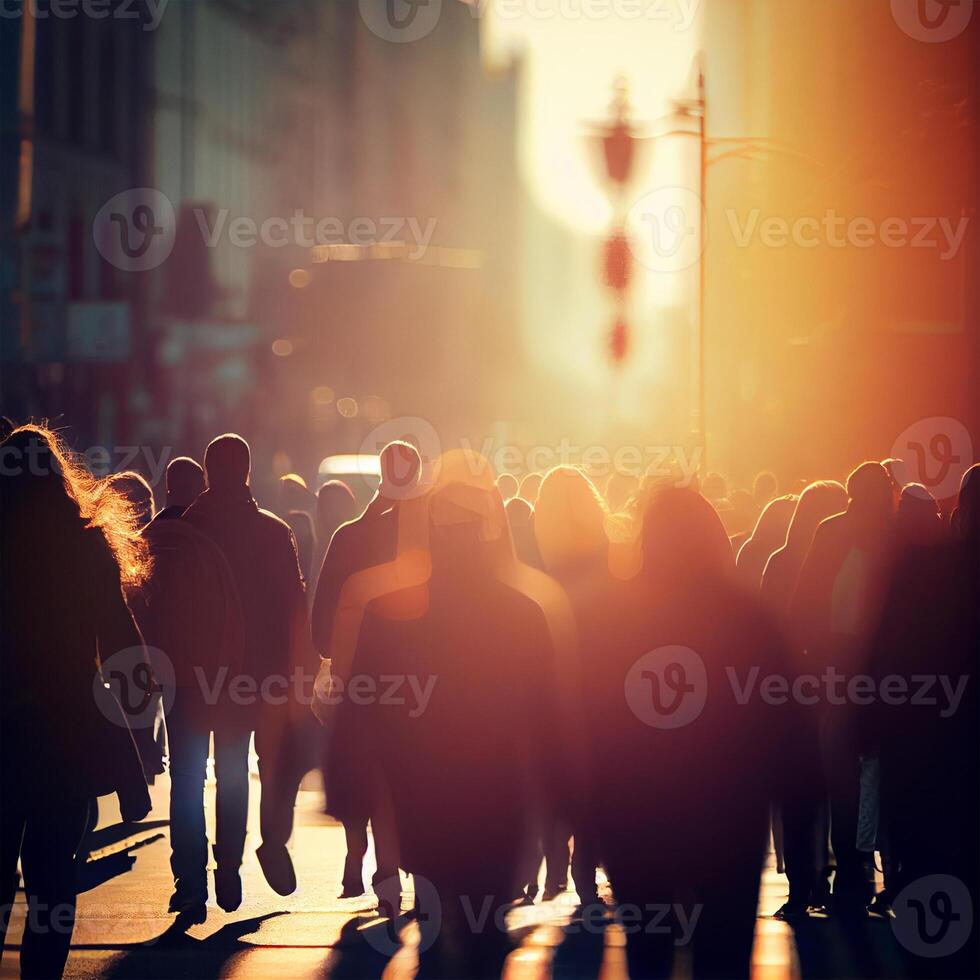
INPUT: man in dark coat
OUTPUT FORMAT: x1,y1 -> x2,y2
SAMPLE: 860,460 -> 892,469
164,434 -> 309,918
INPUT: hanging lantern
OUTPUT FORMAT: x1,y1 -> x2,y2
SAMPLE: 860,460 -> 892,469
602,232 -> 632,292
609,316 -> 629,365
601,78 -> 637,187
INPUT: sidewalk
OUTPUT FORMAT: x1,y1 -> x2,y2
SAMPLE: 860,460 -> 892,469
2,768 -> 804,979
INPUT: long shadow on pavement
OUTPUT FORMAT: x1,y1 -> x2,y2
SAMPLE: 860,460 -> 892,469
97,912 -> 287,980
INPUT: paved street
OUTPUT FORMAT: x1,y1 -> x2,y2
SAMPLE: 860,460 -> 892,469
3,763 -> 904,979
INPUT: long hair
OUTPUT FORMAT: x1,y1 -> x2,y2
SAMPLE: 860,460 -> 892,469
1,424 -> 150,587
641,484 -> 734,585
534,465 -> 609,575
784,480 -> 847,554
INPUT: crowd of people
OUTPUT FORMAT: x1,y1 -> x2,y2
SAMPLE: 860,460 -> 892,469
0,416 -> 977,979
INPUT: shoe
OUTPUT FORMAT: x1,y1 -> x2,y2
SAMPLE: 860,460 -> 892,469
867,893 -> 893,918
214,864 -> 243,912
256,842 -> 297,896
340,872 -> 365,898
377,898 -> 400,920
168,885 -> 207,924
773,901 -> 808,922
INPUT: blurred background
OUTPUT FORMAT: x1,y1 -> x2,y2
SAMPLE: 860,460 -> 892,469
1,0 -> 977,502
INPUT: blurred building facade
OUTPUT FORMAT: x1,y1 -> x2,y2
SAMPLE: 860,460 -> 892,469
2,0 -> 524,501
704,0 -> 979,493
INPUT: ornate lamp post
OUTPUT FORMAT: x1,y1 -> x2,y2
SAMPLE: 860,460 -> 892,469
591,62 -> 802,468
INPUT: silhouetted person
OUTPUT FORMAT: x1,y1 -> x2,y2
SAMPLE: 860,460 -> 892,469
126,457 -> 207,787
312,480 -> 358,591
519,471 -> 543,506
311,441 -> 422,907
505,495 -> 541,568
762,481 -> 847,619
125,459 -> 207,785
790,461 -> 896,916
581,484 -> 811,979
358,454 -> 562,976
0,416 -> 15,442
895,482 -> 945,548
155,456 -> 205,521
496,472 -> 519,502
735,493 -> 797,590
1,426 -> 151,979
170,434 -> 308,917
761,481 -> 847,916
533,466 -> 608,904
868,462 -> 978,978
108,469 -> 155,529
279,472 -> 315,518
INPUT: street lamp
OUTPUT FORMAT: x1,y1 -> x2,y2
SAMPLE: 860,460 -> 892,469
593,59 -> 811,470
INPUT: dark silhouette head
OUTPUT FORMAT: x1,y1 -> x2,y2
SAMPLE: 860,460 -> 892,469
0,416 -> 14,442
753,470 -> 778,510
108,470 -> 155,527
495,472 -> 519,503
846,460 -> 894,522
279,473 -> 315,516
165,456 -> 204,510
316,479 -> 357,538
204,433 -> 251,493
379,440 -> 422,500
519,472 -> 543,506
426,449 -> 509,569
505,494 -> 533,528
896,483 -> 944,546
955,462 -> 980,542
641,484 -> 733,585
534,466 -> 607,575
785,481 -> 847,553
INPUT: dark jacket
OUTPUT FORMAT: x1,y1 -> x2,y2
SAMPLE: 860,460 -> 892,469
1,522 -> 149,815
181,487 -> 309,724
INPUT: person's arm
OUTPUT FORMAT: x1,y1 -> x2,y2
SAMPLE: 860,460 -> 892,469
93,536 -> 146,668
281,525 -> 316,674
311,524 -> 352,657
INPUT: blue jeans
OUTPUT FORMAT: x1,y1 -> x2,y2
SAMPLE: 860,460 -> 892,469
166,697 -> 250,900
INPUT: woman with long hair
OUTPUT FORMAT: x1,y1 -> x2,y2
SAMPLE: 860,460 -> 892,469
761,481 -> 848,620
734,493 -> 798,590
0,425 -> 151,979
